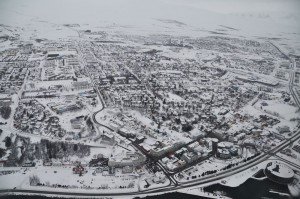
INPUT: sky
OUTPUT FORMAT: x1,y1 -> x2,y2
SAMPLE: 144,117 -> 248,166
0,0 -> 299,41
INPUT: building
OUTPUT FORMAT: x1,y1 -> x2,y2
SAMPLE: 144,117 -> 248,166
101,132 -> 115,145
229,147 -> 238,156
277,126 -> 291,134
135,135 -> 145,144
181,152 -> 199,163
264,162 -> 294,184
93,167 -> 103,175
217,148 -> 231,159
122,165 -> 134,173
70,116 -> 85,129
72,81 -> 91,90
0,97 -> 12,106
149,142 -> 184,158
51,101 -> 83,114
22,161 -> 36,167
108,152 -> 146,168
52,160 -> 62,167
72,165 -> 85,175
47,53 -> 59,59
212,138 -> 219,155
0,160 -> 7,167
89,156 -> 109,167
102,166 -> 115,176
118,128 -> 136,138
153,171 -> 166,184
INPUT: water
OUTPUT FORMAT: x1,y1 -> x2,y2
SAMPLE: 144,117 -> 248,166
134,192 -> 209,199
204,178 -> 292,199
0,193 -> 207,199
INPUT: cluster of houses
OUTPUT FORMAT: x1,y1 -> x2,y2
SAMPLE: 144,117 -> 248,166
63,152 -> 147,177
0,62 -> 34,94
14,99 -> 66,137
43,57 -> 75,81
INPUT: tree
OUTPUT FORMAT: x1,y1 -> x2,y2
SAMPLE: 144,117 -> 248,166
61,143 -> 67,152
0,106 -> 11,119
73,144 -> 78,152
174,118 -> 181,125
0,148 -> 5,158
5,136 -> 12,148
128,182 -> 135,188
182,123 -> 193,132
29,175 -> 40,186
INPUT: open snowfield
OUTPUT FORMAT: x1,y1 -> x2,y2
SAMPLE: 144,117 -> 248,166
0,0 -> 300,52
0,166 -> 140,193
261,100 -> 299,121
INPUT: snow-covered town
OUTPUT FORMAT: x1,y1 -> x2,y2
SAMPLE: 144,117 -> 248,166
0,0 -> 300,199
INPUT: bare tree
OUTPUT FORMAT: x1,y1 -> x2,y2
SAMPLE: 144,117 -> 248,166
29,175 -> 40,186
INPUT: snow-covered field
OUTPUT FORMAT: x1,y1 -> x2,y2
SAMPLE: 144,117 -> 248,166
0,0 -> 300,52
0,166 -> 140,193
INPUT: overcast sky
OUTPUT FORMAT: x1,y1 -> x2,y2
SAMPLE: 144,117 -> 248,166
0,0 -> 299,39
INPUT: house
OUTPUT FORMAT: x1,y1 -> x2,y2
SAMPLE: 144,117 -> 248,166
22,161 -> 36,167
0,97 -> 12,106
101,132 -> 115,145
93,167 -> 103,175
0,160 -> 6,167
102,166 -> 115,176
70,116 -> 85,129
122,165 -> 134,174
72,165 -> 85,175
108,152 -> 146,167
52,160 -> 62,167
217,148 -> 231,159
72,81 -> 91,90
43,160 -> 52,166
153,171 -> 166,184
89,157 -> 109,167
277,126 -> 290,134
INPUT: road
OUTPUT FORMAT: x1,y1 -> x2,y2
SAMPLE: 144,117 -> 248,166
76,43 -> 115,135
289,59 -> 300,107
272,154 -> 300,170
269,41 -> 300,107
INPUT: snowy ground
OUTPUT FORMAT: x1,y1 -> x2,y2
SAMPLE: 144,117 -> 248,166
0,165 -> 150,193
243,99 -> 299,133
1,0 -> 300,52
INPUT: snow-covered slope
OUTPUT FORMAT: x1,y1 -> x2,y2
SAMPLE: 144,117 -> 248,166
0,0 -> 300,51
